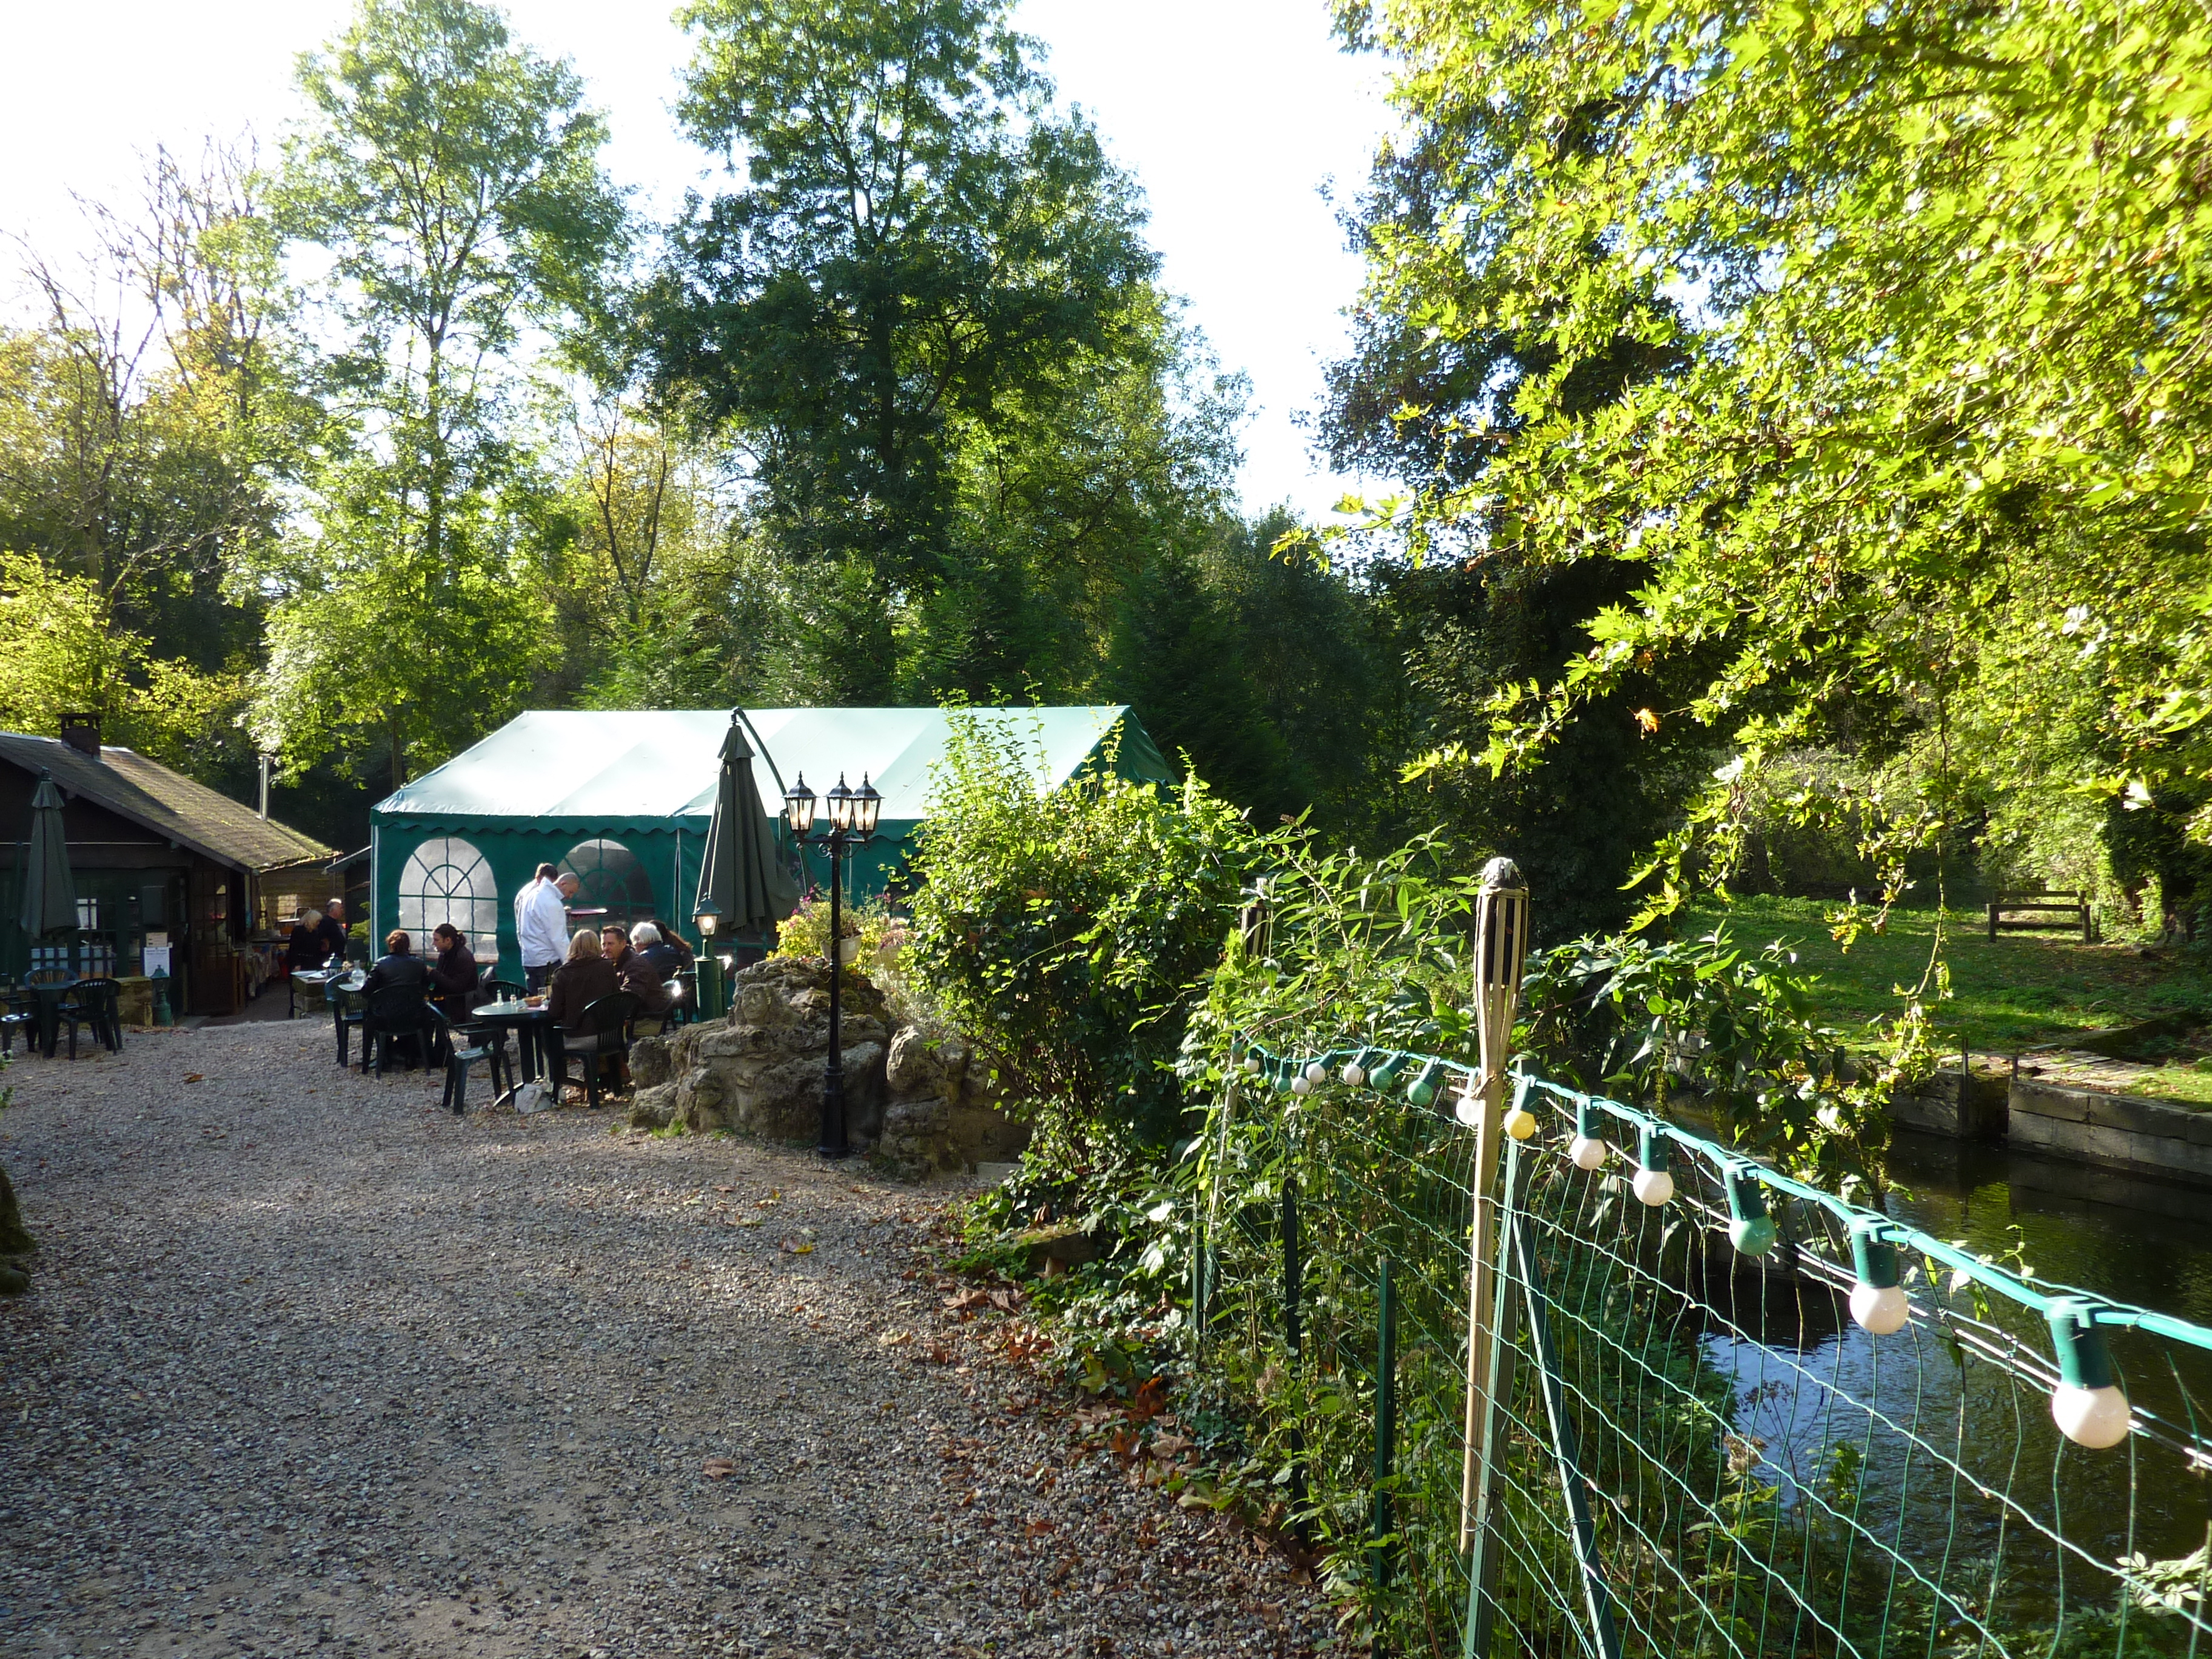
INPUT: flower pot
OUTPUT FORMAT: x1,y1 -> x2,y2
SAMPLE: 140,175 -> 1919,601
837,936 -> 862,967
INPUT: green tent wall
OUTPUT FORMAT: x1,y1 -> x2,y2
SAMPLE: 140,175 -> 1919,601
369,706 -> 1171,979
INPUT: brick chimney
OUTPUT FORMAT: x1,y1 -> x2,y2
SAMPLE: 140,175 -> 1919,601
59,712 -> 102,759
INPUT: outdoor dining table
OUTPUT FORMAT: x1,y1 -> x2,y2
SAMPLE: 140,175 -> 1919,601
289,965 -> 349,1018
6,979 -> 76,1059
469,999 -> 557,1107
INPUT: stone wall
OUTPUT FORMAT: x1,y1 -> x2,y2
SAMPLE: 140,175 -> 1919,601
2007,1078 -> 2212,1184
624,956 -> 1028,1179
1889,1062 -> 2212,1186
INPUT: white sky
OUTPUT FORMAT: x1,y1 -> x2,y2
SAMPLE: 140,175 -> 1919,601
0,1 -> 1389,520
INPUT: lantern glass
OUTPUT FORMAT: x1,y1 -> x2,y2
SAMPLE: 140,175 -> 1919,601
826,773 -> 855,831
694,900 -> 721,938
853,773 -> 882,837
783,774 -> 816,837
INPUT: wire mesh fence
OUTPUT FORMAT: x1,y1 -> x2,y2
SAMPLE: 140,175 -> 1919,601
1198,1039 -> 2212,1658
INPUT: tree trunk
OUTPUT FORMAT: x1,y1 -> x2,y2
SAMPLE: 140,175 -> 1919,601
0,1159 -> 35,1257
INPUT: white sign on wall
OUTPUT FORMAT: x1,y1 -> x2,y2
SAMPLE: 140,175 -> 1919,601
142,945 -> 172,976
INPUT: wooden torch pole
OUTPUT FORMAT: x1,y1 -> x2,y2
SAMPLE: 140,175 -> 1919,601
1458,859 -> 1528,1553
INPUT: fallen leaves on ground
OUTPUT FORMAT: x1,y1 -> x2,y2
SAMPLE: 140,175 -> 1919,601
702,1458 -> 736,1479
183,1074 -> 204,1084
779,1237 -> 814,1255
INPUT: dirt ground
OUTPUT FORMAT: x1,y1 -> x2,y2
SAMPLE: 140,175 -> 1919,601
0,1018 -> 1334,1658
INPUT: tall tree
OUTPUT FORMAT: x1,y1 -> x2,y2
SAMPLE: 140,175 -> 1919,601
646,0 -> 1159,699
1333,0 -> 2212,940
261,0 -> 626,789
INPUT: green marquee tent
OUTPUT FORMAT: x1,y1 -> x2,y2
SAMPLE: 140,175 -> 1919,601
370,706 -> 1171,978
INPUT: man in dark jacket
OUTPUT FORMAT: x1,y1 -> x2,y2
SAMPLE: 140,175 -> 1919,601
313,900 -> 350,966
427,923 -> 478,1023
602,923 -> 673,1024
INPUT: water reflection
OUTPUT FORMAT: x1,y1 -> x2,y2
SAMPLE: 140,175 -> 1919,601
1701,1130 -> 2212,1597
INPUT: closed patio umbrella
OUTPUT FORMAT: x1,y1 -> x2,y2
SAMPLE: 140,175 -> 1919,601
694,711 -> 800,953
18,770 -> 76,938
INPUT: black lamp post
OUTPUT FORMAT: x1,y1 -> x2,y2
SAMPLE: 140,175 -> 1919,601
783,769 -> 882,1158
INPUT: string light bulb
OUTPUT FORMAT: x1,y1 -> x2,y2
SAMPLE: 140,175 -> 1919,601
1453,1071 -> 1481,1127
1407,1059 -> 1440,1110
1631,1126 -> 1674,1207
1304,1062 -> 1328,1085
1341,1048 -> 1376,1088
1848,1221 -> 1910,1336
2046,1298 -> 2133,1449
1501,1081 -> 1539,1141
1568,1099 -> 1609,1171
1289,1071 -> 1312,1096
1723,1162 -> 1778,1257
1242,1054 -> 1261,1074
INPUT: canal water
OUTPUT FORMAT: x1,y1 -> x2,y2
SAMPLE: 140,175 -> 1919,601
1702,1128 -> 2212,1609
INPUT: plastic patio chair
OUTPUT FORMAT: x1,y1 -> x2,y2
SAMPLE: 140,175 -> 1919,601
360,985 -> 435,1078
549,991 -> 640,1109
426,1004 -> 511,1116
58,977 -> 123,1057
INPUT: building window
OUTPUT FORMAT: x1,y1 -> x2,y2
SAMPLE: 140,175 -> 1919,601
76,897 -> 98,930
397,837 -> 500,958
558,837 -> 657,930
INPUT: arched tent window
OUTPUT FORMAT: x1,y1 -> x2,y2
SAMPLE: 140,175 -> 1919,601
397,837 -> 499,958
559,837 -> 656,931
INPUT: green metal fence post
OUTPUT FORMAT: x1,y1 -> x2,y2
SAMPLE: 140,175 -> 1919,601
1464,1136 -> 1527,1658
1283,1168 -> 1311,1542
1510,1207 -> 1623,1659
1372,1256 -> 1398,1597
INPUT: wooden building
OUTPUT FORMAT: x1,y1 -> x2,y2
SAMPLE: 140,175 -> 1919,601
0,717 -> 337,1016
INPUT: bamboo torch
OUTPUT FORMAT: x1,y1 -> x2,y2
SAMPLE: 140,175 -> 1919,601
1459,857 -> 1529,1550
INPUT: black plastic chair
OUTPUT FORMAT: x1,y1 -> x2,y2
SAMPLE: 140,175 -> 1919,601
0,987 -> 38,1058
58,977 -> 122,1057
426,1005 -> 511,1115
329,976 -> 367,1068
666,970 -> 697,1027
360,985 -> 435,1078
549,991 -> 640,1108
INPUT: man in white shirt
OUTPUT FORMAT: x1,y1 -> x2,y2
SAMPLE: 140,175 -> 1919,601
515,864 -> 578,993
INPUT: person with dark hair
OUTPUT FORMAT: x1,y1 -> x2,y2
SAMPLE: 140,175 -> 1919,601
426,923 -> 478,1022
515,866 -> 578,993
645,920 -> 695,976
358,928 -> 434,1070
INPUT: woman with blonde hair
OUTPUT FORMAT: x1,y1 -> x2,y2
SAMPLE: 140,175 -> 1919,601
546,927 -> 619,1033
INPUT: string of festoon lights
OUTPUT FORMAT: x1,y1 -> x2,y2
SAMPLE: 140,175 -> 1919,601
1231,1036 -> 2204,1451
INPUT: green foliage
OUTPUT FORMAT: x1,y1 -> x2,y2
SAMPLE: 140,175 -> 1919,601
905,710 -> 1260,1143
1520,930 -> 1885,1193
1330,0 -> 2212,962
263,0 -> 626,788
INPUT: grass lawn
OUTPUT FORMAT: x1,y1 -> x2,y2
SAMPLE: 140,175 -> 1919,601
1679,895 -> 2212,1059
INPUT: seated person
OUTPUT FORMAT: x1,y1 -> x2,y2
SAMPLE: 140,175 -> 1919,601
633,920 -> 686,980
314,900 -> 350,966
602,923 -> 673,1022
360,929 -> 434,1067
546,928 -> 621,1033
426,923 -> 478,1022
648,920 -> 696,976
286,909 -> 326,970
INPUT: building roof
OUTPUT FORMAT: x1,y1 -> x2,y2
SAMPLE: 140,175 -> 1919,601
0,731 -> 337,874
373,706 -> 1173,836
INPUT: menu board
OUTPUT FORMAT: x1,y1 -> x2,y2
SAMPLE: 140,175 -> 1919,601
142,945 -> 172,976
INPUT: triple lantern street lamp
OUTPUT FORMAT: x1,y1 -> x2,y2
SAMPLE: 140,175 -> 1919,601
782,770 -> 880,1158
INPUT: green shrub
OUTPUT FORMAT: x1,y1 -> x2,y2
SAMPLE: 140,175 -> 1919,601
905,709 -> 1262,1145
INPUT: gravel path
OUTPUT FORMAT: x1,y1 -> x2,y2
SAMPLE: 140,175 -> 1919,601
0,1019 -> 1334,1658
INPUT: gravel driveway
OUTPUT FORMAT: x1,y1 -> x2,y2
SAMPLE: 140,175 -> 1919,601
0,1019 -> 1333,1658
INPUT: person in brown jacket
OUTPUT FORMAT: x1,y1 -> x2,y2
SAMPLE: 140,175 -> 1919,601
546,929 -> 621,1031
601,922 -> 673,1025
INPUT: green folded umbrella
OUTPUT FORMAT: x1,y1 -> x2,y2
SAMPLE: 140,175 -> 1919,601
18,771 -> 76,937
694,712 -> 802,946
